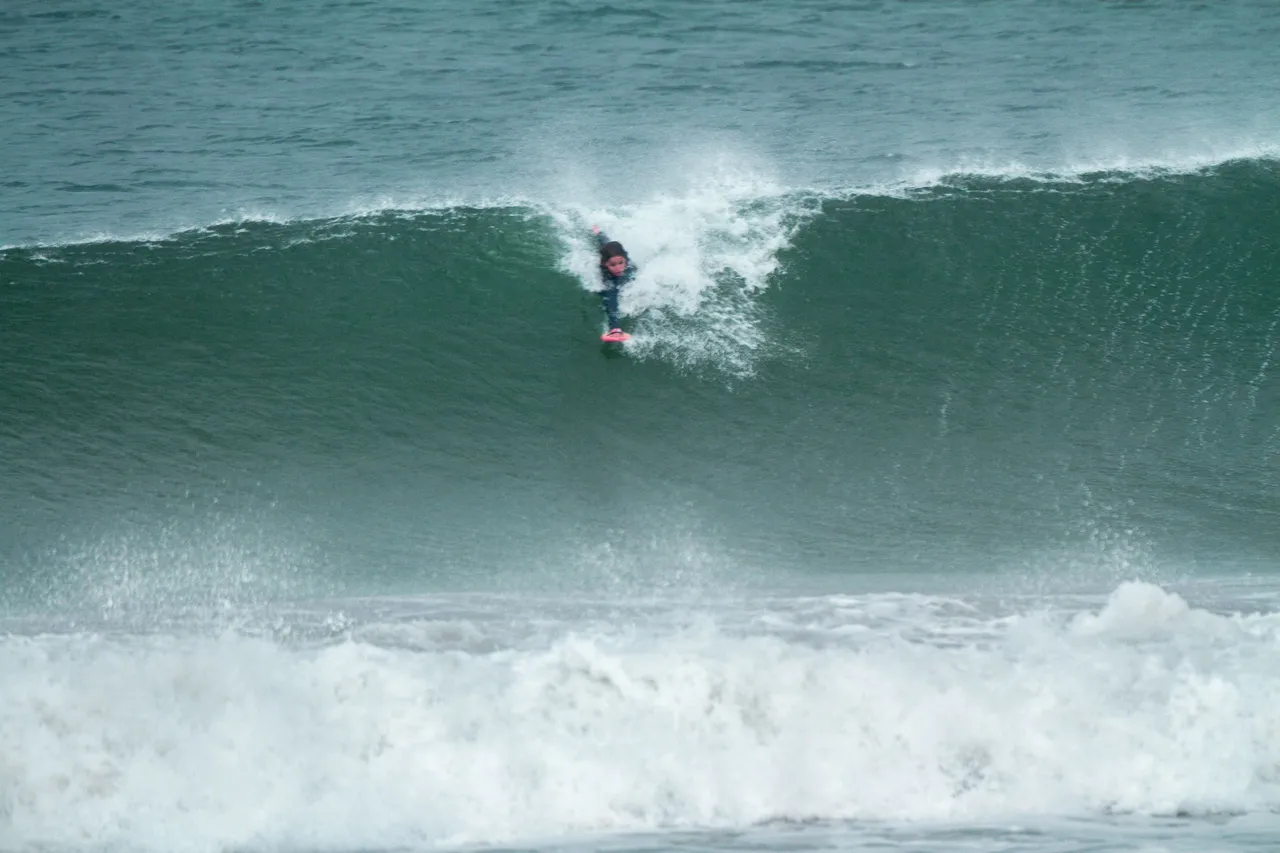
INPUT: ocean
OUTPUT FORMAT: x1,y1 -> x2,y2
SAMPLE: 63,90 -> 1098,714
3,1 -> 1280,851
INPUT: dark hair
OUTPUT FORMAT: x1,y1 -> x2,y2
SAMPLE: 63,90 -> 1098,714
599,241 -> 628,263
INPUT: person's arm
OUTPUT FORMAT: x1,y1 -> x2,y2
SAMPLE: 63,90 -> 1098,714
591,225 -> 610,248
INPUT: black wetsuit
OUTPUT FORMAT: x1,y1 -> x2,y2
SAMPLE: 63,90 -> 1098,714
595,231 -> 637,331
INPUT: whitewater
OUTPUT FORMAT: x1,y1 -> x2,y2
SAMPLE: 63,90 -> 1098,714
4,581 -> 1280,852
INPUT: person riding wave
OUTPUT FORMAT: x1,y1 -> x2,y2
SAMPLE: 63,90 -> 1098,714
592,225 -> 636,340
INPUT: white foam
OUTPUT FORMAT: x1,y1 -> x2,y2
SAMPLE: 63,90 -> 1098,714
552,164 -> 818,377
4,582 -> 1280,852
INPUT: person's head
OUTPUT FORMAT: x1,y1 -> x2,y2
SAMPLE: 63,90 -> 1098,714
600,241 -> 629,275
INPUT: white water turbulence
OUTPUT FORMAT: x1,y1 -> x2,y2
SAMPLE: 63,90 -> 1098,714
552,165 -> 818,377
4,582 -> 1280,852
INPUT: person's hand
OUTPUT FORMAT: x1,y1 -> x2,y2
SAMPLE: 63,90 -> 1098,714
591,225 -> 601,234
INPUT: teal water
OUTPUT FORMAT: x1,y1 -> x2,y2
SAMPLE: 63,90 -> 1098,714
6,0 -> 1280,244
2,2 -> 1280,851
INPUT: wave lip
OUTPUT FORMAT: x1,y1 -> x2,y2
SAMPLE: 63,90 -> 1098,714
855,148 -> 1280,198
7,147 -> 1279,252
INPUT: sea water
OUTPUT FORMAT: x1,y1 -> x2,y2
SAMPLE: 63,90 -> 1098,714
3,2 -> 1280,850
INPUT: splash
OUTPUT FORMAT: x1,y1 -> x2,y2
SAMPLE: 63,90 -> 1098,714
552,167 -> 819,377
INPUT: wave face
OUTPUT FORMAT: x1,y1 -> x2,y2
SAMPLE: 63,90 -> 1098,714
3,161 -> 1280,610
